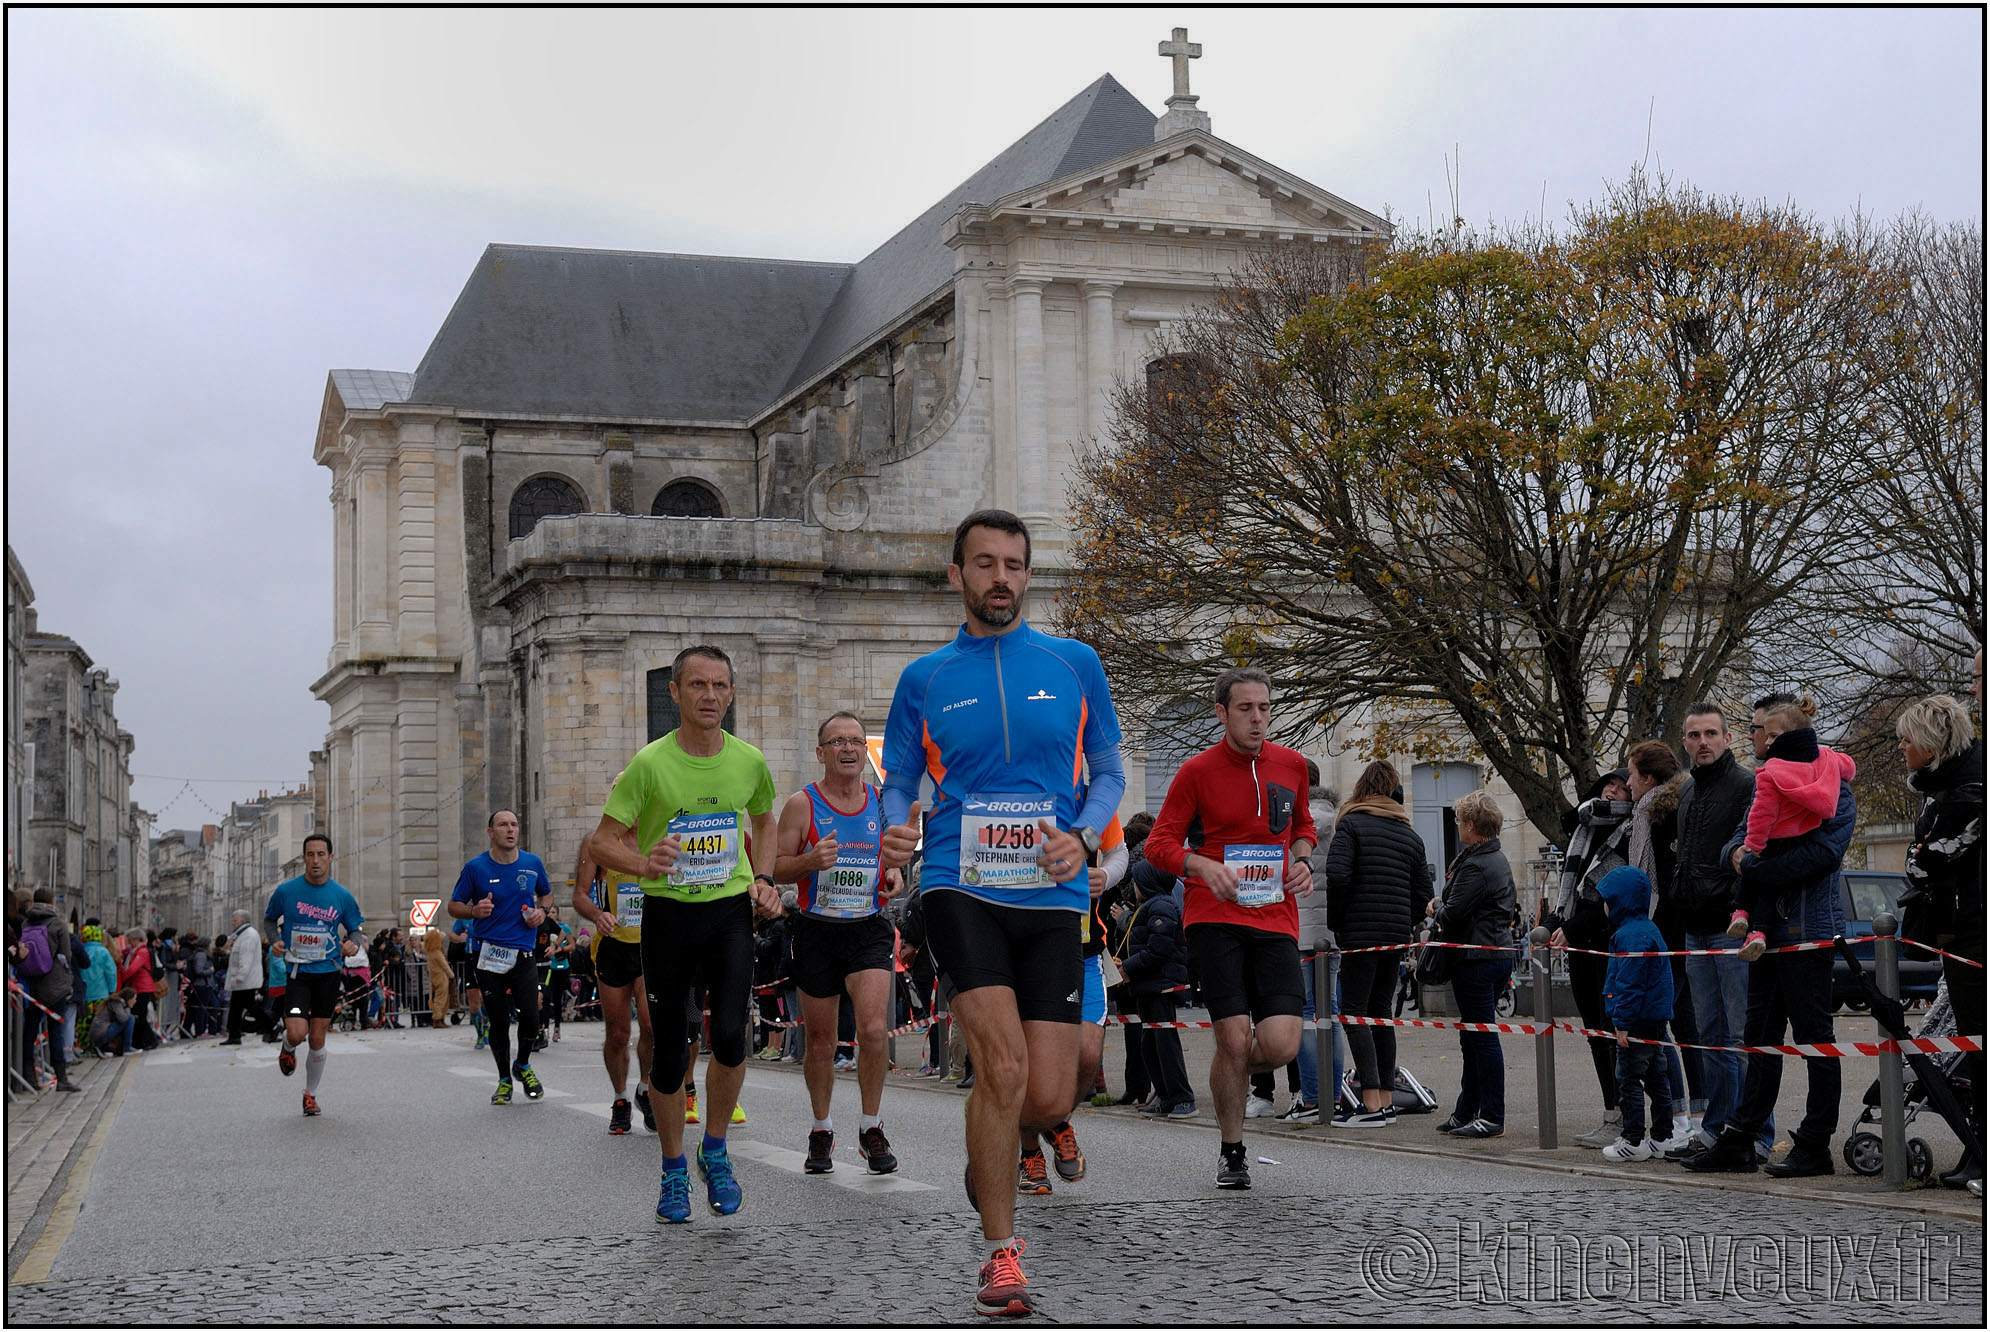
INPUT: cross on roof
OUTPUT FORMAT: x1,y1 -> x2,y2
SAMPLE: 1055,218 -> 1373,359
1159,27 -> 1201,101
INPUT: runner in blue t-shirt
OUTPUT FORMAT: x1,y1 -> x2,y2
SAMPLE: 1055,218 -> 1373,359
448,809 -> 554,1105
263,833 -> 365,1117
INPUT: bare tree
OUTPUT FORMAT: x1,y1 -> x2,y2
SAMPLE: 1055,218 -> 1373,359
1061,177 -> 1903,843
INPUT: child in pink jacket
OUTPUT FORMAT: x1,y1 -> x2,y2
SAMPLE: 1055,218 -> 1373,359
1729,703 -> 1857,959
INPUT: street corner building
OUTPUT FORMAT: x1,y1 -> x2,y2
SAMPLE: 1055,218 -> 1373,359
309,55 -> 1392,931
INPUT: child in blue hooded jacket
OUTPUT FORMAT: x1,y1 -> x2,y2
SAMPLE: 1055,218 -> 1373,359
1596,866 -> 1676,1160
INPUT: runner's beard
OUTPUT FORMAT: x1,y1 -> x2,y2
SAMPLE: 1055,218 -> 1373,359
967,585 -> 1020,630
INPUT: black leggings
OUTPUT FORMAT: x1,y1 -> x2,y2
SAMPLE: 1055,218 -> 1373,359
642,893 -> 753,1091
479,953 -> 541,1078
1339,949 -> 1402,1092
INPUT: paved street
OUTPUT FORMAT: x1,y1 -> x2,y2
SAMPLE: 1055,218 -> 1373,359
5,1020 -> 1982,1324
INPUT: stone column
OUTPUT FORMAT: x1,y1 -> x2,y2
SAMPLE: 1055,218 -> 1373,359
397,425 -> 438,654
331,469 -> 353,660
1008,276 -> 1050,523
1081,279 -> 1121,447
354,450 -> 393,656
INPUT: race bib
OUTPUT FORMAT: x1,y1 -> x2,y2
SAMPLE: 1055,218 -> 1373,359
478,943 -> 520,973
667,812 -> 741,888
1224,844 -> 1286,909
959,793 -> 1055,891
290,928 -> 331,964
814,849 -> 881,919
615,882 -> 645,929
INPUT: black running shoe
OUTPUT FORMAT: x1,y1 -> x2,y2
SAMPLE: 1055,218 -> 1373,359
1216,1148 -> 1252,1190
806,1129 -> 836,1174
858,1124 -> 899,1174
635,1085 -> 656,1132
609,1097 -> 632,1135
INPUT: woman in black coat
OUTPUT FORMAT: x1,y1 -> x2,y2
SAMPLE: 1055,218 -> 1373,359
1896,692 -> 1984,1188
1432,791 -> 1517,1139
1323,760 -> 1433,1124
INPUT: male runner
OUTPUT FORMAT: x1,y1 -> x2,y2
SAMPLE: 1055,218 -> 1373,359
1017,813 -> 1127,1194
263,834 -> 365,1117
880,509 -> 1125,1316
588,644 -> 782,1224
1144,667 -> 1316,1190
448,810 -> 554,1106
573,774 -> 657,1135
774,710 -> 907,1175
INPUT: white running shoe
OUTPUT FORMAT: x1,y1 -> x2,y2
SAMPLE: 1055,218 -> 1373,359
1244,1095 -> 1275,1120
1602,1136 -> 1657,1162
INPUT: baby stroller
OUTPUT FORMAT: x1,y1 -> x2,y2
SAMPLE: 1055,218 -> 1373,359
1835,938 -> 1980,1181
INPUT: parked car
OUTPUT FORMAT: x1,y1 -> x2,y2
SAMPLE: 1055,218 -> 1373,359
1834,871 -> 1941,1010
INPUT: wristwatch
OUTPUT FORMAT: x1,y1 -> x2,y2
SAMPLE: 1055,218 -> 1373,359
1075,826 -> 1102,866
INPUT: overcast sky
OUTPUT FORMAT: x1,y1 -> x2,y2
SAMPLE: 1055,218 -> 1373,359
6,6 -> 1982,830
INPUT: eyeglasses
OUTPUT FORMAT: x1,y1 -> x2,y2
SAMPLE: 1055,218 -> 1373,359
1746,723 -> 1765,733
820,737 -> 867,750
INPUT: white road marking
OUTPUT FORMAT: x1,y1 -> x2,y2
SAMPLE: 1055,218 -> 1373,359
724,1138 -> 936,1192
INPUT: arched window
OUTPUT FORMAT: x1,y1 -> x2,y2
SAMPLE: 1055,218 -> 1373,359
651,479 -> 725,518
508,475 -> 585,540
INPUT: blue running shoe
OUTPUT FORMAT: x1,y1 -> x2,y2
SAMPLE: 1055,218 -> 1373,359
655,1165 -> 692,1225
697,1145 -> 743,1215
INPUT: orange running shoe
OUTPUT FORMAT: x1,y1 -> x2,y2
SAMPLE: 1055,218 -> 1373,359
1046,1120 -> 1085,1181
975,1239 -> 1035,1317
1016,1149 -> 1051,1195
301,1092 -> 321,1117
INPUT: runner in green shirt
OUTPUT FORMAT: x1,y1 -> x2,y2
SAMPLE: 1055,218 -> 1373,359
589,644 -> 782,1224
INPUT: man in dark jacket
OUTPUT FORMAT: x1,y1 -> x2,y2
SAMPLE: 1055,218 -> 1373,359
23,888 -> 81,1092
1688,697 -> 1853,1179
1666,702 -> 1771,1163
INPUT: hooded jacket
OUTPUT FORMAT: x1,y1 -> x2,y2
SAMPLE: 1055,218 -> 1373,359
1724,779 -> 1855,945
23,904 -> 75,1007
1118,861 -> 1189,996
1746,729 -> 1857,850
1598,866 -> 1674,1027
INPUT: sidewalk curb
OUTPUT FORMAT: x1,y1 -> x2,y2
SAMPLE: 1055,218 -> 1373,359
862,1063 -> 1984,1224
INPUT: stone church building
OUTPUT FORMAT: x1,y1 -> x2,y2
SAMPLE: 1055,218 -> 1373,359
310,44 -> 1405,926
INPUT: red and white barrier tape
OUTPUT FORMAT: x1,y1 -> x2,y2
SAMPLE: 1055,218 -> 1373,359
1104,1005 -> 1981,1058
1334,935 -> 1984,968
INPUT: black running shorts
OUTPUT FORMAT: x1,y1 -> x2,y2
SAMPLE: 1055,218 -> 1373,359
922,889 -> 1081,1024
789,911 -> 896,999
285,970 -> 343,1021
593,935 -> 643,991
1186,921 -> 1304,1023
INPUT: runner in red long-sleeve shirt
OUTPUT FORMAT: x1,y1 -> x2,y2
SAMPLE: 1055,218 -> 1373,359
1142,667 -> 1316,1190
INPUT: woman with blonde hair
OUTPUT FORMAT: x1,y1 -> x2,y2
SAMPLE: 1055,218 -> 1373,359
1896,692 -> 1983,1190
1431,790 -> 1515,1139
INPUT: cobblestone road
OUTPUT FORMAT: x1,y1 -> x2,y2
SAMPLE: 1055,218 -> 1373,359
5,1025 -> 1980,1323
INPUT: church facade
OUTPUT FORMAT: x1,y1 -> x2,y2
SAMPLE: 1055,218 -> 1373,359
309,57 -> 1397,926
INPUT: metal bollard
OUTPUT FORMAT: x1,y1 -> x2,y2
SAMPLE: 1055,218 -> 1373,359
1313,949 -> 1335,1118
1530,926 -> 1556,1148
1873,912 -> 1907,1186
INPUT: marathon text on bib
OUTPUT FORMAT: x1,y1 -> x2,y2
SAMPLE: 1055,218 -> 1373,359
478,943 -> 521,973
1224,844 -> 1287,909
959,792 -> 1056,892
615,882 -> 645,929
290,928 -> 331,965
667,811 -> 741,889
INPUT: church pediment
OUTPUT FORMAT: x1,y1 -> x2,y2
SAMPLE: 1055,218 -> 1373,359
953,134 -> 1390,244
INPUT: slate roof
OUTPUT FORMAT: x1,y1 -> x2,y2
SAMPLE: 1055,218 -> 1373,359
399,74 -> 1158,425
777,73 -> 1158,396
407,249 -> 852,422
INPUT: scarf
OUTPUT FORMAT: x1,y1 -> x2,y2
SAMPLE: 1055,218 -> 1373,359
1338,794 -> 1412,824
